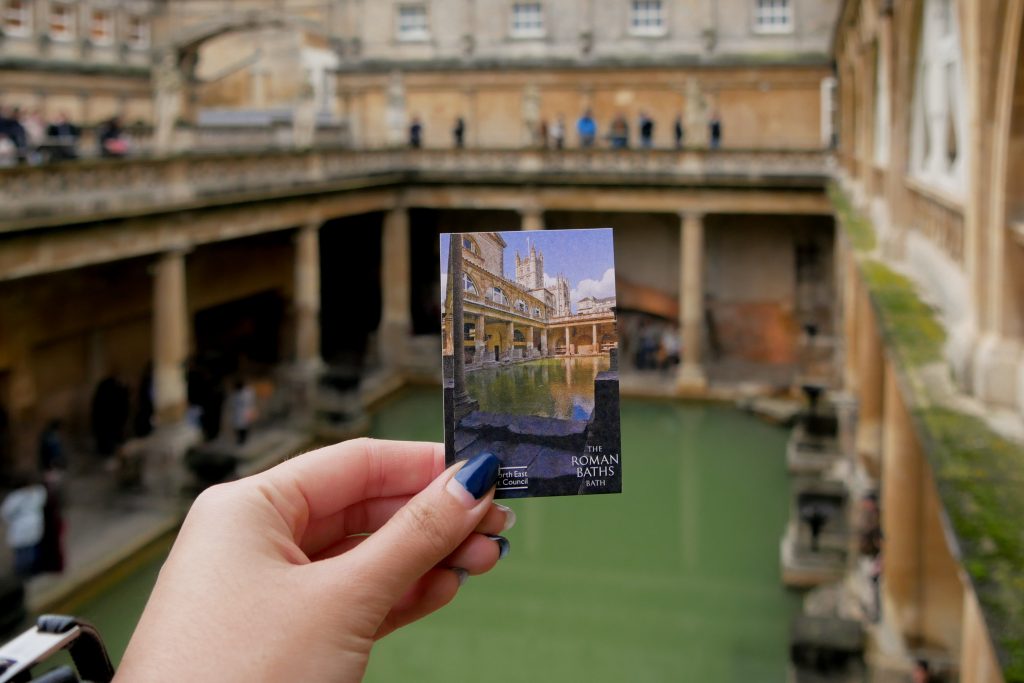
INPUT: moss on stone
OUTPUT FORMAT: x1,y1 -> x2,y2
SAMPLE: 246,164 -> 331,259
860,260 -> 946,367
833,186 -> 1024,680
829,183 -> 876,251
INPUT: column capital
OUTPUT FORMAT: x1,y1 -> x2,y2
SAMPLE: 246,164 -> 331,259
679,211 -> 706,224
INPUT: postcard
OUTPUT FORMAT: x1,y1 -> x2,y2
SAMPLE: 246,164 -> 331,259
440,228 -> 622,498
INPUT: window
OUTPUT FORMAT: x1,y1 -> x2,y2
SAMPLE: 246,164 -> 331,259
533,307 -> 541,318
462,273 -> 478,295
90,9 -> 113,45
126,14 -> 149,49
397,4 -> 429,41
629,0 -> 665,36
515,300 -> 528,313
753,0 -> 792,34
489,287 -> 508,306
511,2 -> 544,38
49,3 -> 75,42
2,0 -> 31,36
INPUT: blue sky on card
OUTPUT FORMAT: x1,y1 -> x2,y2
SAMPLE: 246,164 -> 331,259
440,228 -> 616,313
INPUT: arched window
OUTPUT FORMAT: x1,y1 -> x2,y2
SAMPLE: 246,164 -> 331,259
909,0 -> 967,196
515,299 -> 528,313
489,287 -> 508,305
462,236 -> 478,254
462,273 -> 478,295
533,306 -> 542,319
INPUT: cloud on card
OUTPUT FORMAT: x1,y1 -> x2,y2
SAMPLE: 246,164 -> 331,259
543,272 -> 558,288
571,268 -> 616,306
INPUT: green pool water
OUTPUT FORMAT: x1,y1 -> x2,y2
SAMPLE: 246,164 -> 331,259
71,387 -> 798,681
464,357 -> 610,420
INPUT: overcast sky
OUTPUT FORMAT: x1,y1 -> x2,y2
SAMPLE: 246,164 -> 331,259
440,228 -> 616,313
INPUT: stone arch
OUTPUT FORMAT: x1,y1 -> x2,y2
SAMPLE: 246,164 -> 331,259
153,9 -> 334,151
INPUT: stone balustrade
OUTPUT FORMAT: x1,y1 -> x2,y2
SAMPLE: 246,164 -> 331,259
0,147 -> 831,231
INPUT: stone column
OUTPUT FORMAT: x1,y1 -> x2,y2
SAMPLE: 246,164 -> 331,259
507,321 -> 515,360
527,326 -> 535,357
294,223 -> 322,372
855,284 -> 884,466
678,212 -> 707,390
592,323 -> 598,352
540,328 -> 548,356
379,207 -> 411,368
475,314 -> 486,363
842,249 -> 860,391
152,249 -> 189,425
520,207 -> 544,231
564,326 -> 570,355
881,363 -> 923,638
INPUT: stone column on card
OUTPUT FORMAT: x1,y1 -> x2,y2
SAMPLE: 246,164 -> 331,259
592,323 -> 598,352
475,314 -> 486,363
527,326 -> 535,357
507,321 -> 515,360
564,326 -> 571,355
379,207 -> 411,369
540,327 -> 548,356
677,212 -> 707,391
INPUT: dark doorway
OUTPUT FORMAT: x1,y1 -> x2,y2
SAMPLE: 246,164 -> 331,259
320,212 -> 384,367
193,290 -> 285,378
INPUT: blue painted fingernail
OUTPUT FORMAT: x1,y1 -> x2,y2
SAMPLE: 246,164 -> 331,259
452,452 -> 500,500
486,534 -> 510,560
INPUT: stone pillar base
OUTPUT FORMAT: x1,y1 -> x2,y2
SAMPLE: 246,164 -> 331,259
676,363 -> 707,393
378,321 -> 410,369
144,420 -> 201,496
971,333 -> 1021,410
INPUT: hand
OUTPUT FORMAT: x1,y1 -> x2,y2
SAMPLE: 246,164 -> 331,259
117,439 -> 511,682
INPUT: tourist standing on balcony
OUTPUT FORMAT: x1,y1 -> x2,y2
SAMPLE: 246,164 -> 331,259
638,111 -> 654,149
709,111 -> 722,149
453,116 -> 465,148
47,112 -> 80,161
98,116 -> 129,158
674,114 -> 685,149
0,106 -> 28,163
609,114 -> 629,149
551,115 -> 566,150
409,116 -> 423,149
577,109 -> 596,148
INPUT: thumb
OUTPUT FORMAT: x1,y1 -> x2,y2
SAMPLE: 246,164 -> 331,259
338,452 -> 500,609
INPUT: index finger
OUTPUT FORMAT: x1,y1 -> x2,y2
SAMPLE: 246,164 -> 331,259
254,438 -> 446,530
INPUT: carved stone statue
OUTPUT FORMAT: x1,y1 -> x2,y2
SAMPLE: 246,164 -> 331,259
684,78 -> 709,148
385,71 -> 406,147
522,83 -> 541,147
154,50 -> 184,154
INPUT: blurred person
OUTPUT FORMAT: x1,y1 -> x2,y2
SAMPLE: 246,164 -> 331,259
98,116 -> 129,157
36,467 -> 65,574
37,420 -> 66,474
912,659 -> 933,683
638,111 -> 654,149
660,326 -> 680,371
609,113 -> 629,149
859,493 -> 882,557
1,472 -> 46,578
538,119 -> 548,148
117,443 -> 511,681
452,116 -> 465,148
674,113 -> 684,149
230,379 -> 257,446
551,114 -> 565,150
22,109 -> 45,163
409,115 -> 423,149
709,110 -> 722,149
577,109 -> 596,148
46,111 -> 80,160
91,374 -> 131,458
0,106 -> 28,162
800,503 -> 829,552
134,363 -> 154,438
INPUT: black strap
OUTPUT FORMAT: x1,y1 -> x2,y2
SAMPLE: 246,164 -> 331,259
36,616 -> 114,683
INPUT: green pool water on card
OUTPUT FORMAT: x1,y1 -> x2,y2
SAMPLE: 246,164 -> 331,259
70,386 -> 798,681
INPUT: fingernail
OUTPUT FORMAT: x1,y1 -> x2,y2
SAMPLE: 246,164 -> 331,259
446,452 -> 500,507
486,534 -> 510,560
452,567 -> 469,586
495,503 -> 517,531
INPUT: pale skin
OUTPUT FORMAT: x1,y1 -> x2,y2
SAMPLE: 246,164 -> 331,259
117,439 -> 511,682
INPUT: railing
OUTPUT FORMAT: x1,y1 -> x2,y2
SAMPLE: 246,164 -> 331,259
0,147 -> 832,230
904,179 -> 966,267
